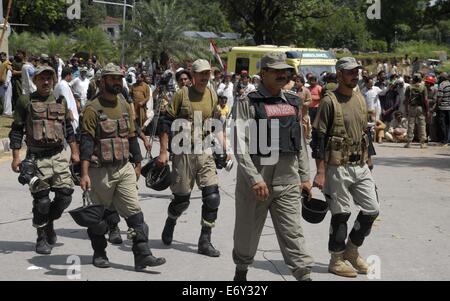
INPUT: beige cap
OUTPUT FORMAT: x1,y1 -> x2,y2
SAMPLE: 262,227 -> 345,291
192,59 -> 211,73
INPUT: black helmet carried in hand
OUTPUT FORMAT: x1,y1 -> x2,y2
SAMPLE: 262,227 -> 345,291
70,163 -> 81,186
143,157 -> 171,191
69,192 -> 105,228
301,189 -> 329,224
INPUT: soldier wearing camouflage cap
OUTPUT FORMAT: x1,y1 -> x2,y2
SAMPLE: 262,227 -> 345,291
9,65 -> 80,255
156,58 -> 229,258
311,56 -> 380,278
79,63 -> 166,270
404,72 -> 429,148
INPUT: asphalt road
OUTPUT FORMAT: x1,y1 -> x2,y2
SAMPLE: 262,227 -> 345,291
0,142 -> 449,281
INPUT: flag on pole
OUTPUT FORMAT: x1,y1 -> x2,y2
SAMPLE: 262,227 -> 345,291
209,39 -> 225,71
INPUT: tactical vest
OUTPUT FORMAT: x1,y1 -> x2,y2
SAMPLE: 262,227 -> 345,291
408,84 -> 425,107
26,95 -> 66,151
178,86 -> 217,122
171,86 -> 218,149
325,91 -> 369,166
89,96 -> 130,165
247,90 -> 301,157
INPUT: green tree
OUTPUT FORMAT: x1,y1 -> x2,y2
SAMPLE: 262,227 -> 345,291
178,0 -> 232,32
126,0 -> 210,65
8,0 -> 107,34
221,0 -> 333,45
309,7 -> 370,51
9,0 -> 67,33
366,0 -> 429,51
8,32 -> 42,55
40,33 -> 74,58
73,27 -> 118,64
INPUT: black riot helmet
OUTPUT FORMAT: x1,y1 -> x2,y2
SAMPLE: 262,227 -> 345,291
69,192 -> 105,228
143,157 -> 171,191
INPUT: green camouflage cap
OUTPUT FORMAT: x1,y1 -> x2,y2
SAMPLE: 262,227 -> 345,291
33,65 -> 56,79
336,57 -> 362,71
261,52 -> 293,70
101,63 -> 124,77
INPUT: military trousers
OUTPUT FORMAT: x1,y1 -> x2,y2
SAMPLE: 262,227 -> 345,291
88,161 -> 141,219
233,183 -> 313,281
323,164 -> 379,216
32,151 -> 74,193
170,153 -> 218,194
407,105 -> 427,143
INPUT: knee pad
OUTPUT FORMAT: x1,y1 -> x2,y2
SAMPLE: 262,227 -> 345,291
32,190 -> 51,215
202,186 -> 220,210
125,212 -> 148,243
329,213 -> 351,253
49,188 -> 74,220
104,209 -> 121,226
349,211 -> 379,247
168,194 -> 191,219
88,220 -> 109,236
125,211 -> 144,228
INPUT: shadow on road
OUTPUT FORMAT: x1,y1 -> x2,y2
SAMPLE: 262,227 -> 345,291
374,156 -> 450,171
28,255 -> 92,276
253,259 -> 330,278
0,241 -> 35,254
27,254 -> 161,276
150,239 -> 199,255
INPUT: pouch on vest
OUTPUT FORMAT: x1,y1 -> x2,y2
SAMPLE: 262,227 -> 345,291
28,101 -> 65,148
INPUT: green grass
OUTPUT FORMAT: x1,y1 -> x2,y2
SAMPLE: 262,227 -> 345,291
0,116 -> 13,139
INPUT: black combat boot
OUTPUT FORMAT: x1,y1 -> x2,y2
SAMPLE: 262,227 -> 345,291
127,212 -> 166,271
133,243 -> 167,271
108,224 -> 123,245
233,269 -> 248,281
161,217 -> 176,246
87,227 -> 110,268
45,221 -> 57,245
198,226 -> 220,257
36,227 -> 52,255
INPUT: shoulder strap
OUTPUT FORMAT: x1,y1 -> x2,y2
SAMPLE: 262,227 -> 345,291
87,98 -> 107,121
327,91 -> 349,139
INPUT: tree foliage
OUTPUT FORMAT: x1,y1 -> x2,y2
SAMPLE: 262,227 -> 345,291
6,0 -> 106,34
221,0 -> 334,44
126,0 -> 210,65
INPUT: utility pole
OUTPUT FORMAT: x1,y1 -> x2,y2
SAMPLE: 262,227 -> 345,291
121,0 -> 126,66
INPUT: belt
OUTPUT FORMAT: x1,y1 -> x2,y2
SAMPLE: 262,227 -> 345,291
348,154 -> 361,164
30,146 -> 64,159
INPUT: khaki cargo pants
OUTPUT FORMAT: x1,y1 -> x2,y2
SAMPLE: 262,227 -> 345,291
88,162 -> 141,219
31,151 -> 73,193
323,164 -> 379,215
233,182 -> 314,281
170,153 -> 218,194
407,105 -> 427,143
